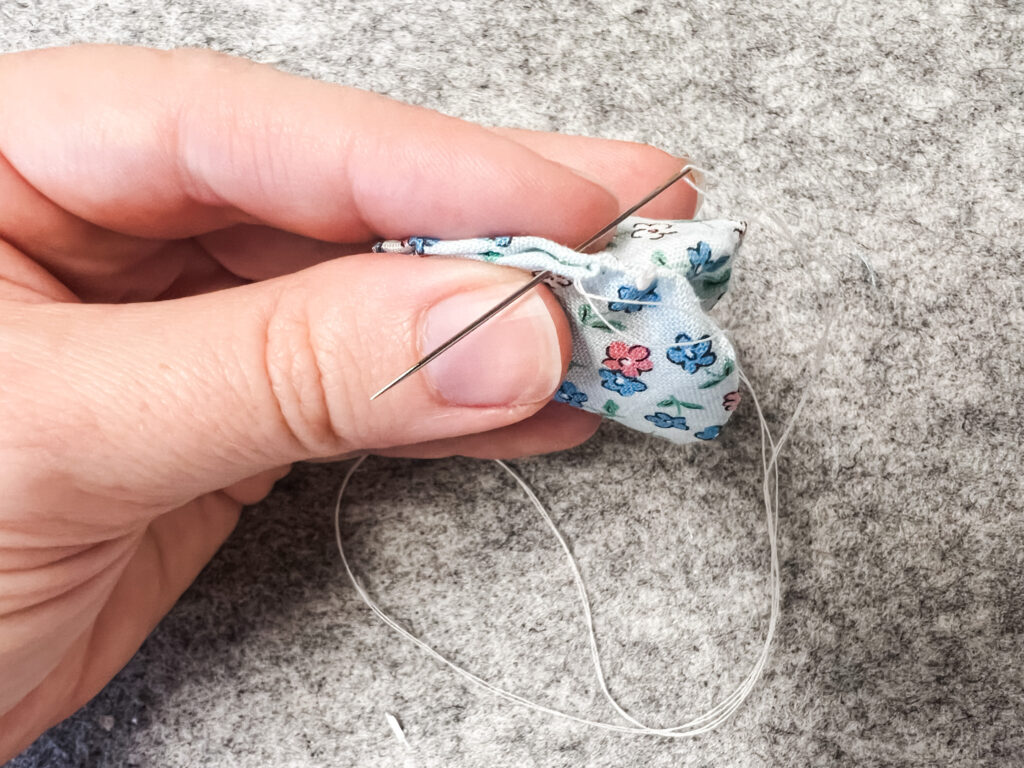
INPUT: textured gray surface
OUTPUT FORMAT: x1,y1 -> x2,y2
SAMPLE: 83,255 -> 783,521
5,1 -> 1023,766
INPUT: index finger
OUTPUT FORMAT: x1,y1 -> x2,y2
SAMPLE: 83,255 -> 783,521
0,45 -> 619,246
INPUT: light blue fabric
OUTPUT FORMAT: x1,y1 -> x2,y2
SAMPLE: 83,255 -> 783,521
374,217 -> 746,444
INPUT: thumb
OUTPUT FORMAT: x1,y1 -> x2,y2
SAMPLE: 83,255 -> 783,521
2,254 -> 571,510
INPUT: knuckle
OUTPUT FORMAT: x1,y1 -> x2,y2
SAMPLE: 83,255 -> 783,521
261,289 -> 364,457
168,48 -> 293,212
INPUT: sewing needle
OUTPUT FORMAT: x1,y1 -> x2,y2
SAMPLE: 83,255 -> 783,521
370,166 -> 693,400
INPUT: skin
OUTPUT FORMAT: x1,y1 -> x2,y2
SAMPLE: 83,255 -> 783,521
0,44 -> 699,760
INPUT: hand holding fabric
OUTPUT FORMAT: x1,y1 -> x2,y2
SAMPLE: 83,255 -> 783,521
0,44 -> 698,759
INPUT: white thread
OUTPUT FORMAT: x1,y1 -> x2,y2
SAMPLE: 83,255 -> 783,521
384,712 -> 410,749
570,276 -> 734,355
335,169 -> 843,737
682,165 -> 841,447
572,276 -> 647,347
572,295 -> 735,353
574,287 -> 663,307
570,269 -> 737,353
334,358 -> 786,736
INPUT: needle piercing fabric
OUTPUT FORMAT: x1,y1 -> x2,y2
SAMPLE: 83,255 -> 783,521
374,218 -> 746,445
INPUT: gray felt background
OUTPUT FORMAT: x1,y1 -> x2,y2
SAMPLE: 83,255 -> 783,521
4,0 -> 1023,766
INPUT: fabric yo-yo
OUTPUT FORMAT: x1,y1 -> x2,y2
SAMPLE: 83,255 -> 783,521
373,217 -> 747,444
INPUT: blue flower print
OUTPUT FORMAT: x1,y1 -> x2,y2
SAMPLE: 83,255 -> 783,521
666,333 -> 717,374
599,368 -> 648,397
493,236 -> 512,247
407,236 -> 439,255
686,241 -> 729,277
644,412 -> 689,430
608,282 -> 660,313
694,425 -> 721,440
554,381 -> 588,407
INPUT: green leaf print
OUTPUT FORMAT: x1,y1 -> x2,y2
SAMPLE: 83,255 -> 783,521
699,359 -> 736,389
578,304 -> 625,332
656,395 -> 704,415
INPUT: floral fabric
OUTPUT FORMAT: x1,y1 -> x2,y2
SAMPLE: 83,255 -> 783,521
373,217 -> 746,445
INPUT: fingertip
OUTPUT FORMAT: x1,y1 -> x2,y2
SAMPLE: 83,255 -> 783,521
473,401 -> 604,457
372,401 -> 603,460
632,148 -> 701,219
587,143 -> 698,221
468,402 -> 602,458
492,127 -> 701,222
534,283 -> 575,383
510,155 -> 621,248
530,401 -> 603,452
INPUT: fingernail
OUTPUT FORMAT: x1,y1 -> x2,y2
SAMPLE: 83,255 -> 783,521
687,165 -> 705,217
421,283 -> 562,406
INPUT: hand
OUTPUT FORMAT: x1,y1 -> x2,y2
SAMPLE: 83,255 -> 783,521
0,44 -> 698,759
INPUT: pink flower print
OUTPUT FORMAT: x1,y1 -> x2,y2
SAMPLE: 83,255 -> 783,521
602,342 -> 653,379
723,391 -> 741,411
